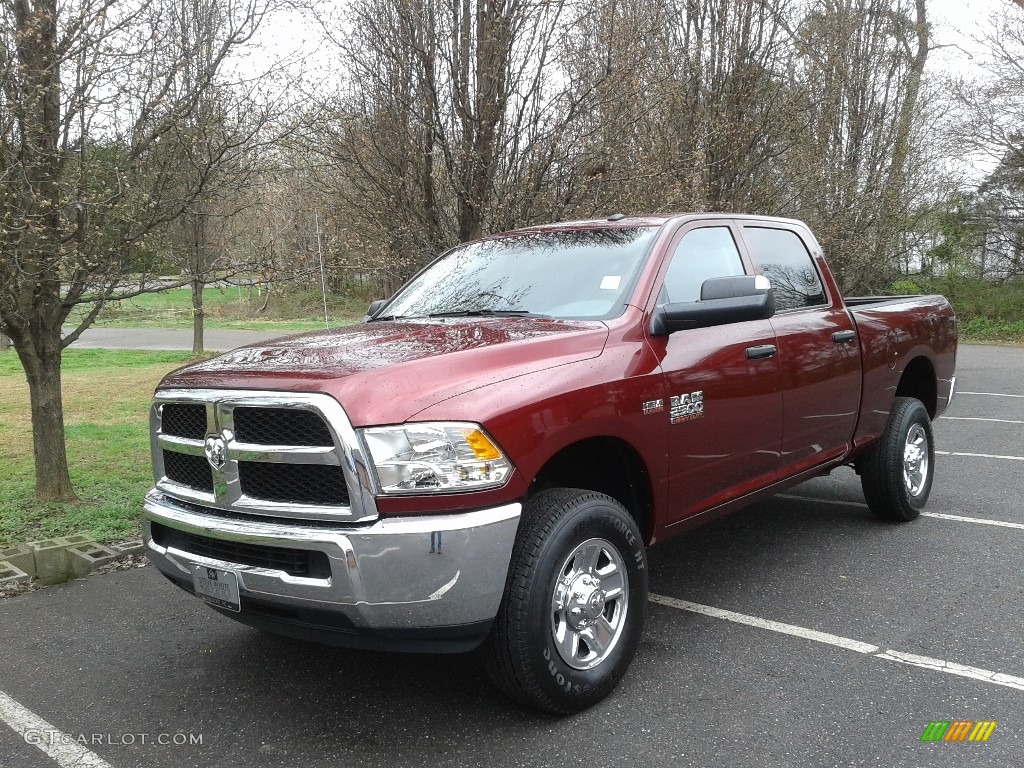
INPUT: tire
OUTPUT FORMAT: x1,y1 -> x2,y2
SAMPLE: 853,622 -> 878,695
859,397 -> 934,522
483,488 -> 648,714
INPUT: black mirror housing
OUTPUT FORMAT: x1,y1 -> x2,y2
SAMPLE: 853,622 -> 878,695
362,299 -> 387,323
699,275 -> 769,301
651,276 -> 775,335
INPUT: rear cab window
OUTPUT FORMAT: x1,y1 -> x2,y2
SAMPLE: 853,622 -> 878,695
741,227 -> 828,312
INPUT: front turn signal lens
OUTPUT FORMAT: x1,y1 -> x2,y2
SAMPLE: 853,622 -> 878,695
465,429 -> 502,460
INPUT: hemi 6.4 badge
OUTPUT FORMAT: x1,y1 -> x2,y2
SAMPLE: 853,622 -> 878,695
670,391 -> 704,424
642,399 -> 665,415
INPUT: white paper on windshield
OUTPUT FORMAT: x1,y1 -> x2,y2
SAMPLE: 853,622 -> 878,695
600,275 -> 621,290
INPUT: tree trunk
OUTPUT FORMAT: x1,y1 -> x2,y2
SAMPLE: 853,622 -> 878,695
875,0 -> 929,270
192,209 -> 206,354
16,332 -> 77,502
0,333 -> 11,351
192,275 -> 205,354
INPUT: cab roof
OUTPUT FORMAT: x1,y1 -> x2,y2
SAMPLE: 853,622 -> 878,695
506,212 -> 806,236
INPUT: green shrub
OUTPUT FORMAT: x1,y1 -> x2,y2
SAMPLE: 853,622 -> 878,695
892,276 -> 1024,341
891,279 -> 923,295
958,316 -> 1024,341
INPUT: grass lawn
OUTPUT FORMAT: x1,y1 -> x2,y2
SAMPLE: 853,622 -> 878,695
958,318 -> 1024,343
66,286 -> 371,331
0,349 -> 198,547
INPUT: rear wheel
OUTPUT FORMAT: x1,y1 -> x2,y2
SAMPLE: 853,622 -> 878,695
483,488 -> 647,714
859,397 -> 934,522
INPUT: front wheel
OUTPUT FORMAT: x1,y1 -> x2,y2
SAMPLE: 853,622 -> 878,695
483,488 -> 648,714
859,396 -> 935,522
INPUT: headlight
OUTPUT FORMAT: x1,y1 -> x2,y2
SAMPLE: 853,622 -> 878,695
360,422 -> 513,494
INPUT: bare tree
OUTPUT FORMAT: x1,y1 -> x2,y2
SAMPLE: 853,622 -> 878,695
556,0 -> 800,217
782,0 -> 932,291
950,1 -> 1024,279
285,0 -> 940,296
0,0 -> 275,500
303,0 -> 577,289
155,0 -> 296,352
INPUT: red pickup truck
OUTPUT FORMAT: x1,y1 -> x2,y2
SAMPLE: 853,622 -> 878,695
144,214 -> 957,713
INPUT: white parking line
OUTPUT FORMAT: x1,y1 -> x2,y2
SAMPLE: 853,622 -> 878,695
0,689 -> 113,768
648,594 -> 877,653
649,594 -> 1024,693
940,416 -> 1024,425
874,650 -> 1024,689
919,511 -> 1024,530
775,494 -> 1024,529
936,449 -> 1024,461
959,391 -> 1024,398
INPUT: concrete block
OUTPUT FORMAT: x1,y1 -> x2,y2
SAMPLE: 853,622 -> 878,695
58,534 -> 94,547
0,561 -> 30,586
0,544 -> 35,579
66,542 -> 119,578
27,538 -> 71,586
110,540 -> 145,557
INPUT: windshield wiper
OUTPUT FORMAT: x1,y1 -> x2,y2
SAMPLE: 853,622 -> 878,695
427,309 -> 547,318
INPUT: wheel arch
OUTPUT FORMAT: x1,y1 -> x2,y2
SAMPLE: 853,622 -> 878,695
896,355 -> 938,418
527,436 -> 655,545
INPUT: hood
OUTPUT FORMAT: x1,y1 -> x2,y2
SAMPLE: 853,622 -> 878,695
159,317 -> 609,425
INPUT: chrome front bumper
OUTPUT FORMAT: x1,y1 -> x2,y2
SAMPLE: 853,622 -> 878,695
143,491 -> 521,651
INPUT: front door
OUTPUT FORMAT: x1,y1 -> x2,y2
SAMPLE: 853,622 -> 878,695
647,221 -> 783,523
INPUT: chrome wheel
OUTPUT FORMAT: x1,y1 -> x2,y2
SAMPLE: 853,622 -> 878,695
550,537 -> 629,670
903,423 -> 929,497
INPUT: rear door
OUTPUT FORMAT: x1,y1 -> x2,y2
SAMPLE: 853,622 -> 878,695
647,220 -> 783,523
738,223 -> 861,477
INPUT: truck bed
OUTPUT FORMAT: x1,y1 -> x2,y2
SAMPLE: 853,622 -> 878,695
846,294 -> 957,452
844,294 -> 925,307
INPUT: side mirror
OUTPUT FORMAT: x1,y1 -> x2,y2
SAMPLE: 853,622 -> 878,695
651,275 -> 775,335
362,299 -> 387,323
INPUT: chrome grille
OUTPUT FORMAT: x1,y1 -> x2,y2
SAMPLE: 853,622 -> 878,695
163,450 -> 213,492
233,407 -> 333,446
238,462 -> 349,505
151,522 -> 330,577
161,404 -> 207,439
150,390 -> 378,522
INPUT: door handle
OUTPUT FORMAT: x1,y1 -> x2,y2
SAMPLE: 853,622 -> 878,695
746,344 -> 777,360
832,330 -> 856,343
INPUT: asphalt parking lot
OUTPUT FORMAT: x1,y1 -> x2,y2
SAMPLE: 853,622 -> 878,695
1,344 -> 1021,768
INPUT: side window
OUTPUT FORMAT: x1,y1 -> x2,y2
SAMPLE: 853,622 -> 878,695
743,227 -> 827,312
661,227 -> 745,303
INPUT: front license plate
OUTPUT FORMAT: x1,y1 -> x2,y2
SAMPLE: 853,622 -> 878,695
191,566 -> 241,612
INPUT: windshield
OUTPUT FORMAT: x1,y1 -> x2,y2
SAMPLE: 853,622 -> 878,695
378,227 -> 660,321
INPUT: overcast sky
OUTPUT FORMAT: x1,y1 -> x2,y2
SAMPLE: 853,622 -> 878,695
927,0 -> 1015,77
